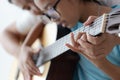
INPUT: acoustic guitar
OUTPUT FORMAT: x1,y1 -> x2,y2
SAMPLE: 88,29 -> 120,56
9,22 -> 79,80
9,8 -> 120,80
33,8 -> 120,80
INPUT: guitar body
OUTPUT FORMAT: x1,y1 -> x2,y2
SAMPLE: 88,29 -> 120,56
33,22 -> 80,80
33,22 -> 58,80
44,25 -> 80,80
9,22 -> 79,80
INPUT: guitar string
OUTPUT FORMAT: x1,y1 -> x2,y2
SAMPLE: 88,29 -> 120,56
81,16 -> 103,35
80,3 -> 102,34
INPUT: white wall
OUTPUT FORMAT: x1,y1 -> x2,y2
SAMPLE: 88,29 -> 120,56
0,0 -> 23,80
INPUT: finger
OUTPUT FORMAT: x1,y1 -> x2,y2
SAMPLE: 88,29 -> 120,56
22,70 -> 30,80
24,73 -> 32,80
26,64 -> 40,76
86,33 -> 106,45
70,33 -> 77,46
77,39 -> 97,58
66,42 -> 93,60
19,63 -> 28,73
22,65 -> 33,80
27,74 -> 32,80
83,16 -> 97,26
87,34 -> 101,45
78,39 -> 92,50
80,34 -> 87,42
66,43 -> 83,53
27,59 -> 41,75
76,32 -> 84,41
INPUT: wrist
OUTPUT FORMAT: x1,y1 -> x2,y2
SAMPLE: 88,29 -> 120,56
92,57 -> 108,68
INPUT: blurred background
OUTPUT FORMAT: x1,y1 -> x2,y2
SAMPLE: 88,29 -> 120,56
0,0 -> 23,80
0,0 -> 120,80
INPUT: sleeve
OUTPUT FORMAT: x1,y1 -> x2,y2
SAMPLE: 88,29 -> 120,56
16,11 -> 42,35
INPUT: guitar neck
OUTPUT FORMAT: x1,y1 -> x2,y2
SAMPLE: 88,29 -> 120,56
36,14 -> 108,67
37,7 -> 120,66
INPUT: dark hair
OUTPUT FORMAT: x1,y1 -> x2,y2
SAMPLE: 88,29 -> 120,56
8,0 -> 12,3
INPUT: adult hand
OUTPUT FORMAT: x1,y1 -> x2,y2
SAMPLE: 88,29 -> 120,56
66,16 -> 118,61
66,32 -> 117,61
66,32 -> 105,60
18,45 -> 41,80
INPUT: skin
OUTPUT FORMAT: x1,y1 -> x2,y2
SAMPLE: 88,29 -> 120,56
33,0 -> 120,80
66,16 -> 120,80
12,0 -> 41,15
0,0 -> 42,80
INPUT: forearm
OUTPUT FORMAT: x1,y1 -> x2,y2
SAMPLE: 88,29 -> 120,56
23,22 -> 44,46
0,31 -> 21,58
93,58 -> 120,80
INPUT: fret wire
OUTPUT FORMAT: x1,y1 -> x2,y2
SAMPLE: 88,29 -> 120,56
36,14 -> 106,66
88,26 -> 91,34
94,16 -> 103,24
83,26 -> 85,32
94,16 -> 102,22
84,27 -> 87,32
93,19 -> 102,26
85,27 -> 89,33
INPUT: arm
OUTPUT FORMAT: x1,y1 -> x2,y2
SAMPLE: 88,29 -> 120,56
22,22 -> 44,46
19,22 -> 44,80
0,22 -> 26,58
92,56 -> 120,80
0,21 -> 44,80
67,32 -> 120,80
66,16 -> 120,80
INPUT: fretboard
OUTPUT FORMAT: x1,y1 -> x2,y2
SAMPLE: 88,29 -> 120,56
36,14 -> 107,67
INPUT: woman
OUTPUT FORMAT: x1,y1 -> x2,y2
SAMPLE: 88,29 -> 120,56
0,0 -> 79,80
0,0 -> 42,80
33,0 -> 120,80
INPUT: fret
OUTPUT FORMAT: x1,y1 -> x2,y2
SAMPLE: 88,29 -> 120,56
36,14 -> 108,67
37,33 -> 71,66
37,26 -> 87,66
36,9 -> 120,67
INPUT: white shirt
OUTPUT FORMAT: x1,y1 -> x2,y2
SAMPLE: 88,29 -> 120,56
16,11 -> 42,35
